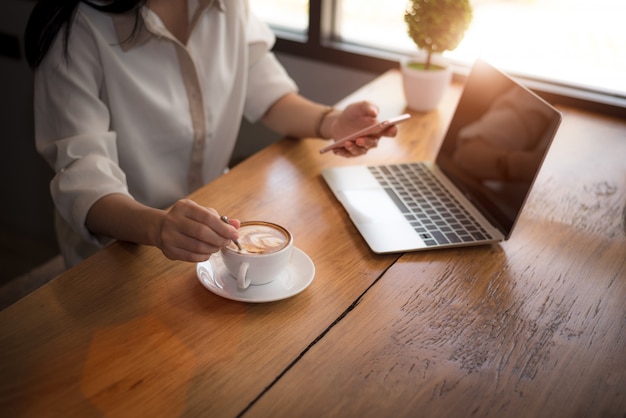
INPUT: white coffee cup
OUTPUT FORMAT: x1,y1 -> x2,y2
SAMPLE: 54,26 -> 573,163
220,221 -> 293,289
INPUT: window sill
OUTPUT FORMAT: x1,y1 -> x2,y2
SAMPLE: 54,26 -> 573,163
273,36 -> 626,119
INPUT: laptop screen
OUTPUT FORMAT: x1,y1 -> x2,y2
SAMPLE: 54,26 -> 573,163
436,59 -> 562,237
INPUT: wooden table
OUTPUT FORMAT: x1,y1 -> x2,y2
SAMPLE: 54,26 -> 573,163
1,70 -> 624,417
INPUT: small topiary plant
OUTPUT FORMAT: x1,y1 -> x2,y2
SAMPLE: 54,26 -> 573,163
404,0 -> 473,70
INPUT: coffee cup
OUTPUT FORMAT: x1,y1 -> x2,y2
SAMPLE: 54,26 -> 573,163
220,221 -> 293,289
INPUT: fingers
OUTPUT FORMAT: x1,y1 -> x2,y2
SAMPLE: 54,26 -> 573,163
380,124 -> 399,138
332,115 -> 391,157
351,100 -> 379,119
329,101 -> 399,157
332,137 -> 380,157
159,199 -> 240,262
221,215 -> 241,230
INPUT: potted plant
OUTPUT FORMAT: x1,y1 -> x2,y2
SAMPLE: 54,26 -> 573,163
402,0 -> 473,111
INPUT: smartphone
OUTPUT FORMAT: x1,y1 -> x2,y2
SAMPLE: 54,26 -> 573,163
319,113 -> 411,154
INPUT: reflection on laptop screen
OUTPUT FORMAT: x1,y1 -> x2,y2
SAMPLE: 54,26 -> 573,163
436,60 -> 562,236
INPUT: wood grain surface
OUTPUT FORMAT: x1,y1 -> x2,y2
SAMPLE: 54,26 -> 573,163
1,70 -> 624,418
245,83 -> 626,417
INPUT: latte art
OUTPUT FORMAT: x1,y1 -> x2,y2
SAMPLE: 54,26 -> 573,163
230,222 -> 289,254
220,221 -> 294,289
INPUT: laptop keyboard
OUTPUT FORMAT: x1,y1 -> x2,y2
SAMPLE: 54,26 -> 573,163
368,163 -> 491,246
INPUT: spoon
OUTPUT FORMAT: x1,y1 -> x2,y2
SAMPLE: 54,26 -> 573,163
220,215 -> 243,251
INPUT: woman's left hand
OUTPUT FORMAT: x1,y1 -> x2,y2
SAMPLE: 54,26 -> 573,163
327,101 -> 399,157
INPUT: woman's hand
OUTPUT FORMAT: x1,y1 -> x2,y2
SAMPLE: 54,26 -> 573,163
86,194 -> 240,263
158,200 -> 240,262
327,101 -> 399,157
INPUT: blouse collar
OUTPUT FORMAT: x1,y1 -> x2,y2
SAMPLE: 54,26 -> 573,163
112,0 -> 225,51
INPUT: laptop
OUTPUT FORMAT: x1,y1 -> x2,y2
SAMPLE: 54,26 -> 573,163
321,59 -> 562,253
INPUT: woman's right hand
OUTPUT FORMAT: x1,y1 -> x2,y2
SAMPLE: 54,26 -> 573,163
158,199 -> 240,262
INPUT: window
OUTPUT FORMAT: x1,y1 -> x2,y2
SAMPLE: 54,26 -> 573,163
250,0 -> 309,35
253,0 -> 626,111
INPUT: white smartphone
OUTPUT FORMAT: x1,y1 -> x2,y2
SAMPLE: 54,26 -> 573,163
319,113 -> 411,154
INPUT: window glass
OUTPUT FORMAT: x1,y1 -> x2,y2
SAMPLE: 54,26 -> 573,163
336,0 -> 626,97
249,0 -> 309,34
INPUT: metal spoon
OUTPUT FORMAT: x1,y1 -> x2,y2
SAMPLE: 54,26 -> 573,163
220,215 -> 243,251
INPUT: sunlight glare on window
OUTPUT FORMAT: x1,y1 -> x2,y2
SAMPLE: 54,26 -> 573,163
250,0 -> 309,34
336,0 -> 626,96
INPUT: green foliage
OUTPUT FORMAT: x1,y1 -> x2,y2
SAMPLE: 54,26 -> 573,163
405,0 -> 473,69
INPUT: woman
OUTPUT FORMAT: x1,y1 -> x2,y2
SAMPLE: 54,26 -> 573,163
25,0 -> 397,267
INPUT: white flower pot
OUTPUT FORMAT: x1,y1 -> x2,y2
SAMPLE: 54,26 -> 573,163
400,58 -> 452,112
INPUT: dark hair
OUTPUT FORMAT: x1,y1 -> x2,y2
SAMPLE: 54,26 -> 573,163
24,0 -> 147,69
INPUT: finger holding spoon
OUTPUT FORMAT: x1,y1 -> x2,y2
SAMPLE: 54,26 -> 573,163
220,215 -> 243,251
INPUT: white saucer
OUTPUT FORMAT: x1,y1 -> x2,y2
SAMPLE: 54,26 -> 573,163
196,247 -> 315,303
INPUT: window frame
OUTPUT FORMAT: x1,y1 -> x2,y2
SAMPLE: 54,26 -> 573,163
271,0 -> 625,119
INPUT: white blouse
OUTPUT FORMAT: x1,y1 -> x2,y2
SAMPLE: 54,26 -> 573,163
34,0 -> 297,266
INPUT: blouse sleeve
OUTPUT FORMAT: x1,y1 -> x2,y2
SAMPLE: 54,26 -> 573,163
34,10 -> 131,245
242,11 -> 298,122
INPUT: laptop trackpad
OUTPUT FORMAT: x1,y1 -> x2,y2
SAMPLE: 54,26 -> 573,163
335,189 -> 423,252
336,189 -> 405,224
